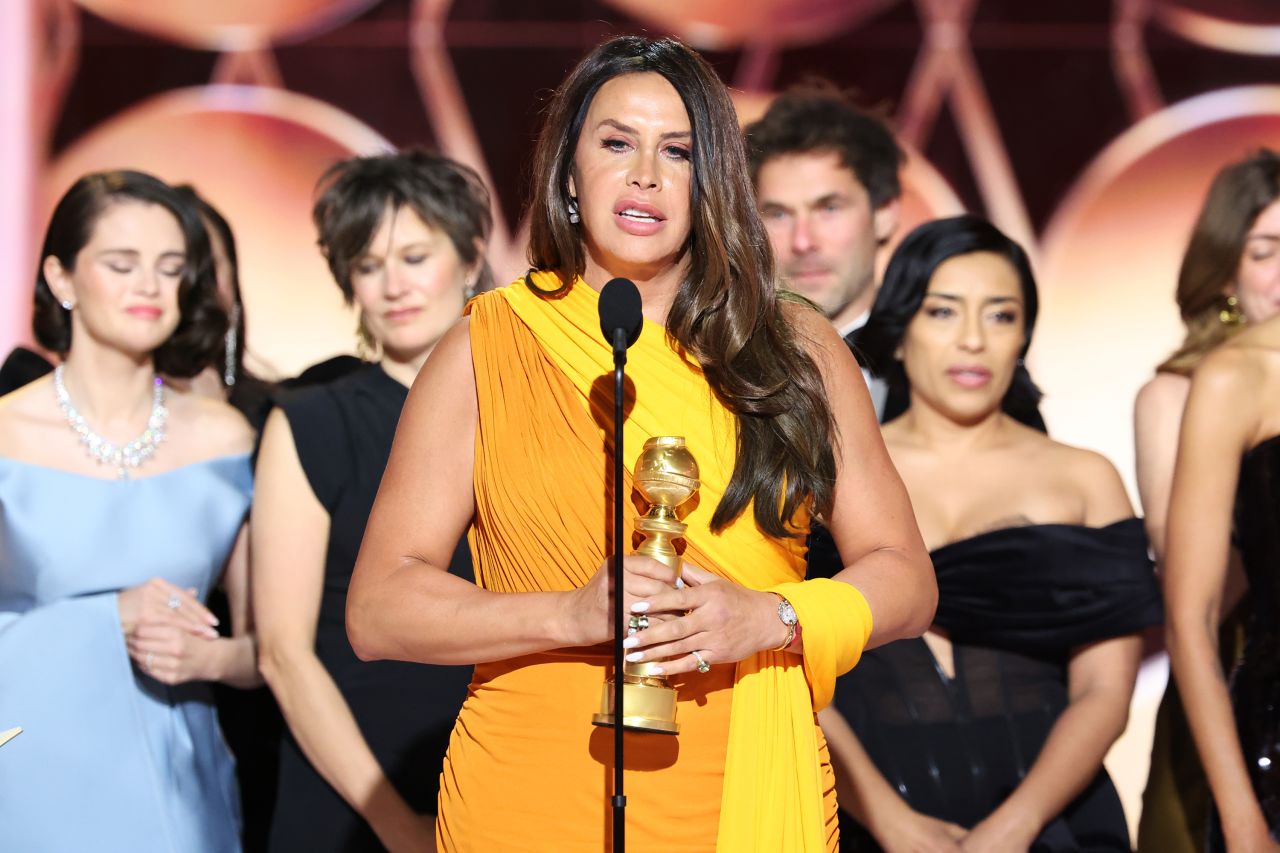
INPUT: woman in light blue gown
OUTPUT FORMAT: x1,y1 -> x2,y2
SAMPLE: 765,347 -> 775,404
0,170 -> 259,852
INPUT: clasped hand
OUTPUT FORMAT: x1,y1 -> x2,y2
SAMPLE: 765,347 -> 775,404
117,577 -> 221,685
570,555 -> 788,676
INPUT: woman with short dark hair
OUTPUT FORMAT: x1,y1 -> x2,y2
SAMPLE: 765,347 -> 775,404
1135,148 -> 1280,853
0,169 -> 257,851
345,36 -> 936,851
253,149 -> 490,853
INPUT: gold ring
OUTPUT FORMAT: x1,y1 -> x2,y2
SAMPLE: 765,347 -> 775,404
691,650 -> 710,674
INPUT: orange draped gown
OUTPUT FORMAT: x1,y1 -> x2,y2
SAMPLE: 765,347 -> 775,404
436,274 -> 870,852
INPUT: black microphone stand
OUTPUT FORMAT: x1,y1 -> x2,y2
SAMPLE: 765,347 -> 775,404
611,326 -> 627,853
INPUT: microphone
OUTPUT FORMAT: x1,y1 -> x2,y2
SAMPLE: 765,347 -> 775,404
597,275 -> 643,852
599,277 -> 644,359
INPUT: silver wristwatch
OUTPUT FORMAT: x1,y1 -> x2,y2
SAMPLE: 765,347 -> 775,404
773,596 -> 798,651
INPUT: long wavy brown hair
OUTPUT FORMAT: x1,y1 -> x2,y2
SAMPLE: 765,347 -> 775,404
1159,149 -> 1280,376
526,36 -> 836,538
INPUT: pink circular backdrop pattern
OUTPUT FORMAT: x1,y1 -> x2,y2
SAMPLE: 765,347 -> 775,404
73,0 -> 381,49
41,85 -> 391,377
1036,86 -> 1280,491
602,0 -> 900,49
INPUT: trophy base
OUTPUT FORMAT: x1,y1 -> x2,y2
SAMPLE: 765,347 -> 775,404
591,676 -> 679,735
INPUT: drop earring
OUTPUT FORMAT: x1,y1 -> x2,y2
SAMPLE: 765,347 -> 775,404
1219,294 -> 1245,326
223,303 -> 240,388
355,312 -> 380,362
567,197 -> 581,225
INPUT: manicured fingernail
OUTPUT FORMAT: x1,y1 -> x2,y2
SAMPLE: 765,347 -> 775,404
650,666 -> 664,675
630,601 -> 650,613
622,637 -> 638,649
207,615 -> 220,626
626,651 -> 645,662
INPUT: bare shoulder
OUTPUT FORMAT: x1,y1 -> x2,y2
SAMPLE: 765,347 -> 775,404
780,297 -> 858,380
0,377 -> 62,450
1135,371 -> 1190,424
782,298 -> 842,348
1044,438 -> 1132,522
1187,343 -> 1275,427
414,315 -> 473,392
168,386 -> 255,457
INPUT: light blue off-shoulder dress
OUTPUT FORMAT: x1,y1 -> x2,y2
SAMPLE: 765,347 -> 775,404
0,453 -> 252,852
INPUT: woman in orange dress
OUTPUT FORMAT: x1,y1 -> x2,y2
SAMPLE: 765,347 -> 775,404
346,36 -> 937,852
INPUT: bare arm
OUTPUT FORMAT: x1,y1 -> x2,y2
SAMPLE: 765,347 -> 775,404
957,451 -> 1139,850
347,318 -> 655,665
1133,373 -> 1189,561
964,636 -> 1142,851
1135,373 -> 1248,612
254,409 -> 432,851
124,401 -> 260,688
819,707 -> 966,853
810,310 -> 937,647
207,524 -> 260,688
622,309 -> 935,676
1165,349 -> 1276,851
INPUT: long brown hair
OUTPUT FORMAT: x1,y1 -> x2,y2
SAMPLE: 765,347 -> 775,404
526,36 -> 835,538
1159,149 -> 1280,375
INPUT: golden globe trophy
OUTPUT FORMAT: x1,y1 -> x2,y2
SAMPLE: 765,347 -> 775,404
592,436 -> 700,735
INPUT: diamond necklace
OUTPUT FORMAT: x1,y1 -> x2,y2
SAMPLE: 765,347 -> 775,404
54,365 -> 168,480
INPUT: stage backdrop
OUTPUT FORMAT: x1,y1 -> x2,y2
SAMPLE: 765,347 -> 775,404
4,0 -> 1280,840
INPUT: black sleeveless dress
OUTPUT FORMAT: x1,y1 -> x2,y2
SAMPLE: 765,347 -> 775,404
267,364 -> 474,853
1208,434 -> 1280,851
828,519 -> 1162,852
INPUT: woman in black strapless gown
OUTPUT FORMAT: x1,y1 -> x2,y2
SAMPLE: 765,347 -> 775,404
1166,313 -> 1280,852
816,216 -> 1162,852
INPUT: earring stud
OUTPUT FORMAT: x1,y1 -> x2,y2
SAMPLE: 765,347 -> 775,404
60,299 -> 73,311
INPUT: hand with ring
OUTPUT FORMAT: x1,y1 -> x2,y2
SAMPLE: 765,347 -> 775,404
117,577 -> 219,640
560,554 -> 682,647
619,563 -> 792,676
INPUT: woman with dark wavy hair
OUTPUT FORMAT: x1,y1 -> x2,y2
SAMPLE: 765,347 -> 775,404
346,36 -> 935,851
0,170 -> 258,851
824,215 -> 1161,852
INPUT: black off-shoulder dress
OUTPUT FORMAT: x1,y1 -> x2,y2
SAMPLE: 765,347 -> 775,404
825,519 -> 1163,852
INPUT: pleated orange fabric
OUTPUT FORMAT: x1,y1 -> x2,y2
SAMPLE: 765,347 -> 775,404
436,275 -> 865,851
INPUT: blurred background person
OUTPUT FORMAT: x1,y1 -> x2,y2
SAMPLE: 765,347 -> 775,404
823,215 -> 1161,852
1136,148 -> 1280,853
745,81 -> 904,418
0,169 -> 258,851
1165,310 -> 1280,852
172,184 -> 283,852
744,82 -> 906,588
253,149 -> 489,853
173,185 -> 274,427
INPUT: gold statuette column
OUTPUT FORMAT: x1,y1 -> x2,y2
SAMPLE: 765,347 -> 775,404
592,436 -> 700,734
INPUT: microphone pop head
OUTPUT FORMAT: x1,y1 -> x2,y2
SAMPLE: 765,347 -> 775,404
598,277 -> 644,350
